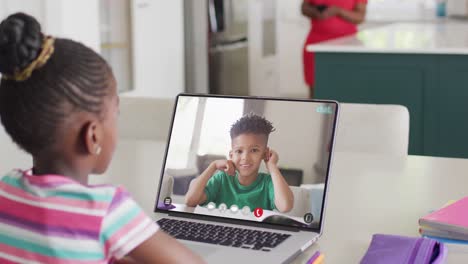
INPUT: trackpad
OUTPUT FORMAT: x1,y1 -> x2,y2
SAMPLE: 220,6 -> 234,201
186,243 -> 219,257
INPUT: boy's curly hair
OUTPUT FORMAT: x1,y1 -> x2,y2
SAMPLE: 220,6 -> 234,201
230,113 -> 275,140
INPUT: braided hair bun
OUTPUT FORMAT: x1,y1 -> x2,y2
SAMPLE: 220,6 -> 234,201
0,12 -> 114,156
0,13 -> 43,76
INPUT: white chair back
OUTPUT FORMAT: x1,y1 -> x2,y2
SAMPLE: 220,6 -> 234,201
285,186 -> 310,217
336,103 -> 410,156
118,96 -> 174,141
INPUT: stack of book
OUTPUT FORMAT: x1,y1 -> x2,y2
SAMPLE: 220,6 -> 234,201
419,197 -> 468,244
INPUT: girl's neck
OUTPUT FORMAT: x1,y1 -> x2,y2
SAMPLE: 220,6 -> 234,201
33,156 -> 90,185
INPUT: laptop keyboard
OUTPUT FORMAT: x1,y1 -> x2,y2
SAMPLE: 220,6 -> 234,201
157,218 -> 291,251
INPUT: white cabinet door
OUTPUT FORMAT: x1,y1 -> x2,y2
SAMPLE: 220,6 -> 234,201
276,0 -> 309,98
131,0 -> 185,98
0,0 -> 45,24
248,0 -> 279,97
0,0 -> 100,52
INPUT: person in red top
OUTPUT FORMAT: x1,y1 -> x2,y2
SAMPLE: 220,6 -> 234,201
302,0 -> 367,98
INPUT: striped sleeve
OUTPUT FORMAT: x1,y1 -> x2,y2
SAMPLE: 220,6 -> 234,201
100,187 -> 159,260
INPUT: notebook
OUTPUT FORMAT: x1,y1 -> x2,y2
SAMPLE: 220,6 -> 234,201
419,224 -> 468,242
419,196 -> 468,237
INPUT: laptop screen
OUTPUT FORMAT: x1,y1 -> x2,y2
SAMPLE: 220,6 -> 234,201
155,94 -> 338,232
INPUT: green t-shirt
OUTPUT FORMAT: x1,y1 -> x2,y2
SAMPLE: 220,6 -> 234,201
203,170 -> 276,211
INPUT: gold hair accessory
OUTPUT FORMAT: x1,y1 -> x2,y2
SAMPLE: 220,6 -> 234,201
2,36 -> 55,82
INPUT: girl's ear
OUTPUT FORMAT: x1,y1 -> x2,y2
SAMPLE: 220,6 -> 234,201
83,121 -> 103,155
229,150 -> 233,159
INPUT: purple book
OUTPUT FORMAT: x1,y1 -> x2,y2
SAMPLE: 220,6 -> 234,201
360,234 -> 447,264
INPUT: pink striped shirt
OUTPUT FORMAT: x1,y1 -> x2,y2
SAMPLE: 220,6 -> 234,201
0,169 -> 159,263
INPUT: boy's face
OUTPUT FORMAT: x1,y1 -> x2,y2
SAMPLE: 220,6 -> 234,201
229,133 -> 268,177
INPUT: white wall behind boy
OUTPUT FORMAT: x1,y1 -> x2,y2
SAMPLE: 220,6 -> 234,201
263,102 -> 329,184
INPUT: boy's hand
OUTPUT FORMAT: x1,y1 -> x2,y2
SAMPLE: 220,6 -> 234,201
213,160 -> 236,176
264,148 -> 279,171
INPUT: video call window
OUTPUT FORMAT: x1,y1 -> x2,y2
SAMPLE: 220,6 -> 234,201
157,95 -> 337,230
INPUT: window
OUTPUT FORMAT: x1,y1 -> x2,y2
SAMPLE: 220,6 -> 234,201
197,98 -> 244,156
165,97 -> 244,170
165,97 -> 199,169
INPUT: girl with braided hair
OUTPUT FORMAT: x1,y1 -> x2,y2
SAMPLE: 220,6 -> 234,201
0,12 -> 203,264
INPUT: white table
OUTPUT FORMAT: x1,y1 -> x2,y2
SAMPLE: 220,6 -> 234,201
96,142 -> 468,263
294,152 -> 468,263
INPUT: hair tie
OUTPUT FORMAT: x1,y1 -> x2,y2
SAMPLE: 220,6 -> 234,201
2,36 -> 55,82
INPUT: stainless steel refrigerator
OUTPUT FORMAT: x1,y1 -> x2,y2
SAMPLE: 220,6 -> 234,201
208,0 -> 249,95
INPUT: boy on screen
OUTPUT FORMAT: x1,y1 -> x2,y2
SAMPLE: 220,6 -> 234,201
185,114 -> 294,213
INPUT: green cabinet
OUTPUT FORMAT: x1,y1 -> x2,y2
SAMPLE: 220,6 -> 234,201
315,53 -> 468,158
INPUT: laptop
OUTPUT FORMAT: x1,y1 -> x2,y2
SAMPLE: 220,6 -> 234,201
153,94 -> 339,263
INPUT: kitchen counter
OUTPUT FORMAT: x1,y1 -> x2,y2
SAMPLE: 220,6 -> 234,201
307,22 -> 468,54
307,22 -> 468,159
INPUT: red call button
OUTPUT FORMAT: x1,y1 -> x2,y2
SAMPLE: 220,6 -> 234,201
253,207 -> 263,218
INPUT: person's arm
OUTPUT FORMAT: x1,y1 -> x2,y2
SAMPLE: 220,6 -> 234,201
265,149 -> 294,213
301,1 -> 323,20
322,2 -> 367,24
124,231 -> 205,264
103,188 -> 204,263
338,2 -> 366,24
185,160 -> 235,207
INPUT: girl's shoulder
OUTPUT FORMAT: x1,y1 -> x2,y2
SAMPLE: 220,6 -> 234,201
0,169 -> 28,186
2,168 -> 23,178
1,169 -> 124,209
